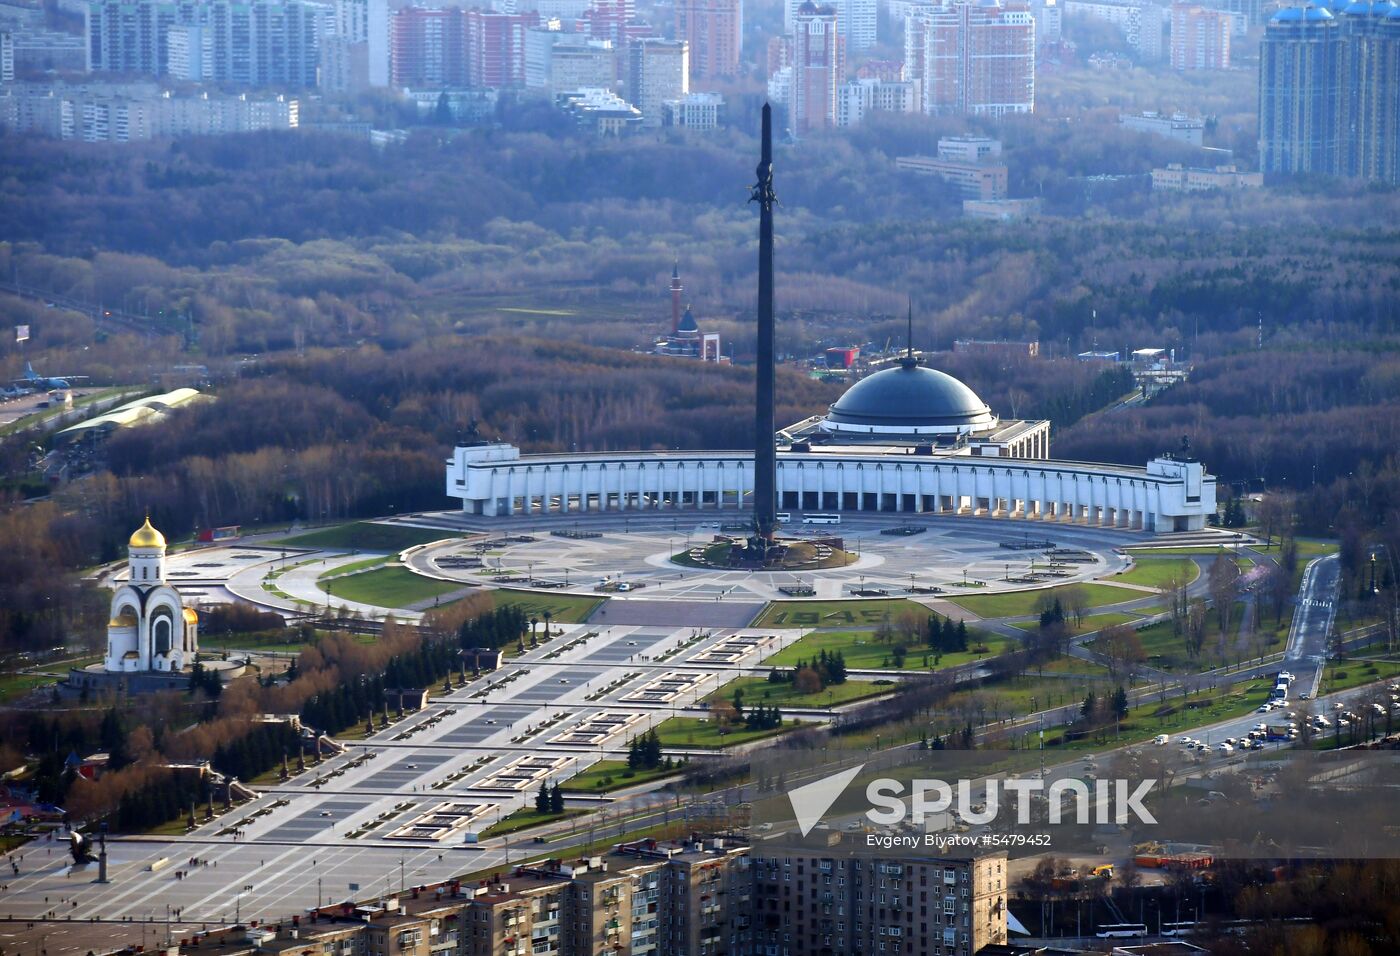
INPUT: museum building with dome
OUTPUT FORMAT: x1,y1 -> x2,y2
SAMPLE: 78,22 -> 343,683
446,355 -> 1214,533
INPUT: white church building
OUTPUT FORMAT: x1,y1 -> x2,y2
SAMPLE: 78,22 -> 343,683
103,517 -> 199,673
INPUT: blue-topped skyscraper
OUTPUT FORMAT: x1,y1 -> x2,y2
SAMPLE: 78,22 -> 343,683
1259,0 -> 1400,182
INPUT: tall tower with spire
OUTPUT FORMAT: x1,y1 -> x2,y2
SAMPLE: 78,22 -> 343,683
670,260 -> 684,335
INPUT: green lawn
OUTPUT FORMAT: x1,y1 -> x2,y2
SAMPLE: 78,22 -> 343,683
753,599 -> 933,628
1317,657 -> 1400,696
481,807 -> 587,838
1272,538 -> 1339,560
947,582 -> 1146,619
706,675 -> 895,709
947,670 -> 1118,716
0,672 -> 54,703
1122,546 -> 1237,556
1121,608 -> 1288,672
762,629 -> 1009,670
490,590 -> 603,624
274,522 -> 463,552
653,716 -> 795,748
1108,558 -> 1199,590
324,566 -> 461,608
202,628 -> 376,654
561,761 -> 682,793
318,555 -> 391,580
1010,611 -> 1142,636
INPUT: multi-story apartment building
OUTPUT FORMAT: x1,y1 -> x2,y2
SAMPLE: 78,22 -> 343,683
1169,1 -> 1230,69
1063,0 -> 1163,60
548,37 -> 617,91
1258,1 -> 1399,183
467,10 -> 534,87
391,6 -> 466,87
1259,5 -> 1341,175
10,27 -> 87,73
171,839 -> 1007,956
1336,0 -> 1399,182
0,30 -> 12,81
674,0 -> 740,80
320,33 -> 369,91
790,1 -> 842,138
391,7 -> 535,89
835,75 -> 916,126
628,37 -> 687,126
579,0 -> 652,46
662,90 -> 723,128
85,0 -> 329,87
786,0 -> 876,51
0,80 -> 298,140
905,0 -> 1035,117
749,843 -> 1010,956
1028,0 -> 1060,42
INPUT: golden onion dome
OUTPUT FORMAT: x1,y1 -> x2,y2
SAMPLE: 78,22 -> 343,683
128,516 -> 166,550
108,612 -> 138,628
182,607 -> 199,624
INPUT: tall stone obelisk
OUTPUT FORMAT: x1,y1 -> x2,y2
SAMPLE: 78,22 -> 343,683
750,104 -> 779,547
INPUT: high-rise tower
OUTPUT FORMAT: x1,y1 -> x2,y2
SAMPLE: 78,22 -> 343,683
675,0 -> 742,81
1259,5 -> 1343,176
791,1 -> 843,138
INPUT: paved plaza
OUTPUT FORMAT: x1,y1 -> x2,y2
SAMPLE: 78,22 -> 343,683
7,511 -> 1236,944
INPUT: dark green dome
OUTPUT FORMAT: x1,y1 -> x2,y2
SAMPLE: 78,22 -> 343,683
824,360 -> 995,433
677,305 -> 699,334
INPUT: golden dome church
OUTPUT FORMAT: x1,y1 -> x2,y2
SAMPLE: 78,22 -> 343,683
103,517 -> 199,673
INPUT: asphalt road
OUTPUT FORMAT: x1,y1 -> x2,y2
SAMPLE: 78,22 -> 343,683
1282,554 -> 1340,698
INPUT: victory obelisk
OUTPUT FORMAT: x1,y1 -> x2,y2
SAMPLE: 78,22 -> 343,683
750,103 -> 779,551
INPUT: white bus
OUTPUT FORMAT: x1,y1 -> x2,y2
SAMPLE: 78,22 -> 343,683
1161,921 -> 1198,937
1095,923 -> 1147,939
775,512 -> 791,522
801,513 -> 842,524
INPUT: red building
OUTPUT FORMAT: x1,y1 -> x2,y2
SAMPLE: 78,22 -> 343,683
391,7 -> 468,88
392,7 -> 536,89
791,1 -> 843,138
1170,2 -> 1230,71
467,9 -> 535,88
907,0 -> 1035,116
675,0 -> 742,80
578,0 -> 637,44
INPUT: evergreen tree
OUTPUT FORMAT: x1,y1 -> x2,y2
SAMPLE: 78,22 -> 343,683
535,784 -> 550,814
549,782 -> 564,814
1111,685 -> 1129,721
